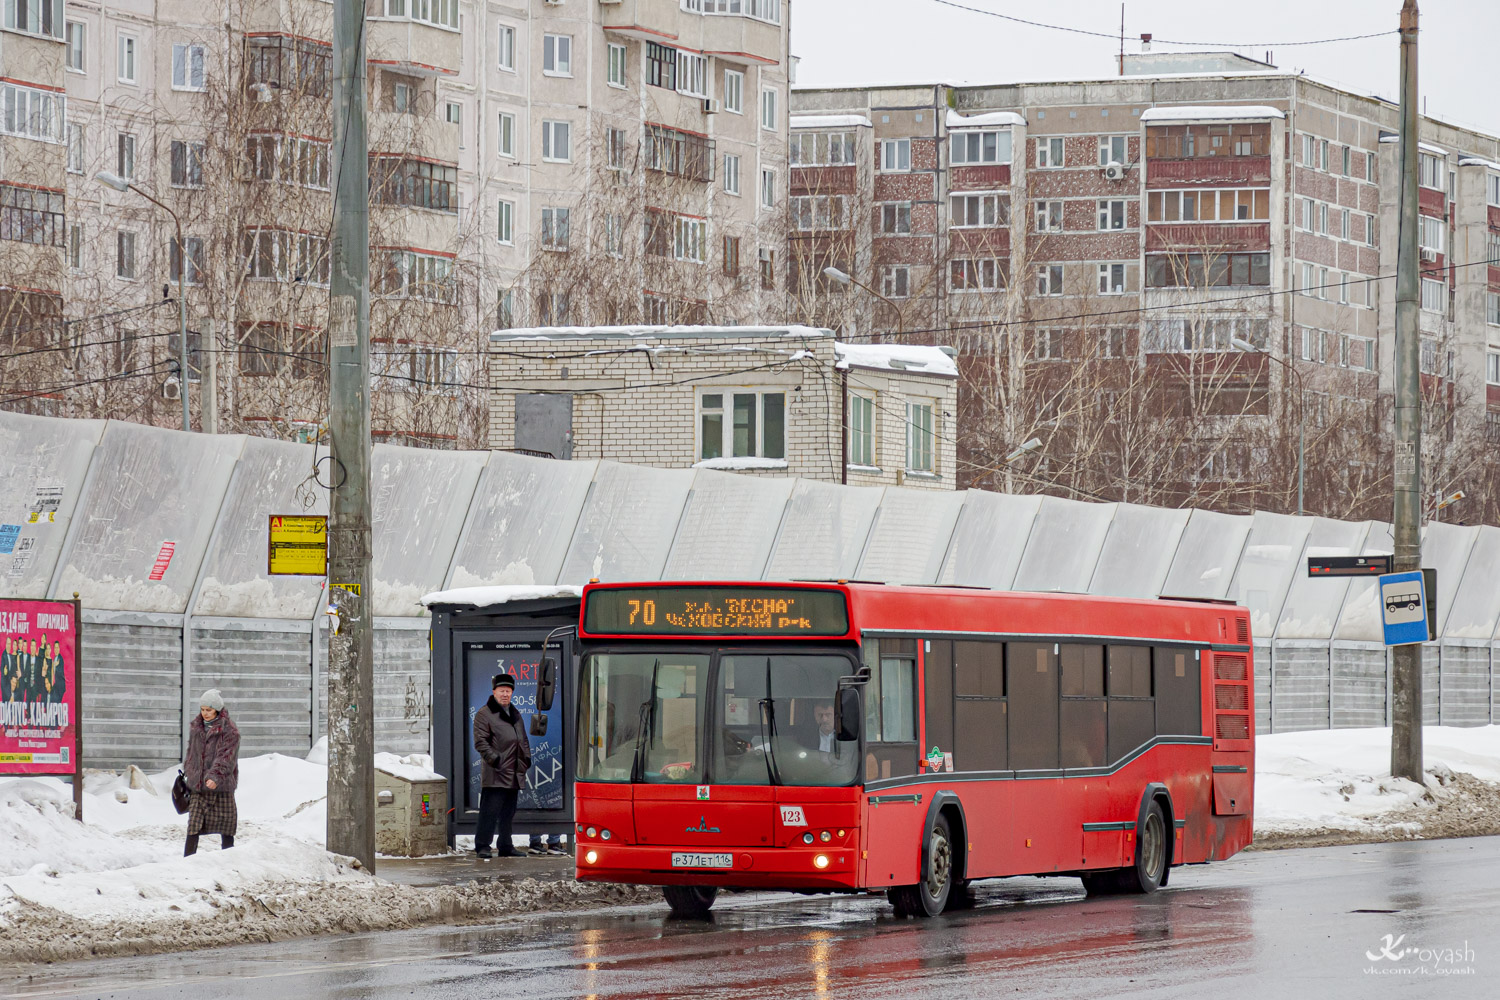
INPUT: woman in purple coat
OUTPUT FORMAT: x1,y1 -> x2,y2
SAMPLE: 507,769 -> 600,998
183,689 -> 241,855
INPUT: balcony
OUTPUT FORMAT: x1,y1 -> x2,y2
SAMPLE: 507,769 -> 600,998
1146,223 -> 1270,253
603,0 -> 785,66
370,110 -> 459,164
365,3 -> 461,78
951,164 -> 1011,191
1146,156 -> 1271,188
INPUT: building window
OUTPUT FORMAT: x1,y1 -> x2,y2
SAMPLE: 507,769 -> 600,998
1099,135 -> 1126,165
245,35 -> 332,98
497,200 -> 513,245
1147,188 -> 1270,222
1098,327 -> 1126,359
1342,145 -> 1352,176
950,130 -> 1010,165
758,247 -> 775,289
905,401 -> 934,472
118,32 -> 137,83
385,0 -> 458,29
1487,291 -> 1500,326
876,201 -> 910,234
604,212 -> 626,258
675,215 -> 707,262
0,183 -> 65,246
1486,351 -> 1500,385
1419,152 -> 1444,190
881,265 -> 910,299
1034,200 -> 1062,232
374,249 -> 453,301
497,289 -> 515,329
607,127 -> 629,170
65,122 -> 83,172
607,43 -> 627,88
723,153 -> 741,195
1032,329 -> 1064,361
723,235 -> 740,276
723,69 -> 743,113
170,140 -> 204,188
646,42 -> 676,90
1036,136 -> 1064,168
116,132 -> 135,179
790,130 -> 855,166
699,391 -> 786,461
369,156 -> 456,211
0,83 -> 64,143
246,134 -> 331,188
65,20 -> 85,71
1420,277 -> 1445,313
1420,338 -> 1439,375
541,206 -> 570,250
542,34 -> 572,76
950,192 -> 1007,227
446,101 -> 463,147
1097,199 -> 1126,231
644,124 -> 714,181
676,51 -> 707,97
67,223 -> 81,269
237,323 -> 280,376
1097,263 -> 1126,295
169,236 -> 205,286
790,195 -> 848,232
759,168 -> 775,209
848,393 -> 876,466
497,112 -> 515,157
497,24 -> 515,71
880,138 -> 911,172
1419,215 -> 1445,255
6,0 -> 63,39
116,229 -> 136,279
760,88 -> 777,131
172,43 -> 206,91
1146,252 -> 1271,288
541,120 -> 571,162
1036,264 -> 1063,296
949,258 -> 1007,292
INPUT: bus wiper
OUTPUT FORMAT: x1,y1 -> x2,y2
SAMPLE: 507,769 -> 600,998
631,658 -> 660,783
758,657 -> 783,786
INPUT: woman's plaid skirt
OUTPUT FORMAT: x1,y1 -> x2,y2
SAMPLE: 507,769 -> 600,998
186,789 -> 238,836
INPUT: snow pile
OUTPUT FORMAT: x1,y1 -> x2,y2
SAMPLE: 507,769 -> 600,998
946,109 -> 1025,128
0,780 -> 161,878
1138,105 -> 1285,122
835,342 -> 958,377
692,457 -> 790,471
1255,725 -> 1500,834
423,583 -> 584,608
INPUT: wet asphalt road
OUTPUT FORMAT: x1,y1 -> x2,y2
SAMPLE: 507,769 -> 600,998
8,837 -> 1497,999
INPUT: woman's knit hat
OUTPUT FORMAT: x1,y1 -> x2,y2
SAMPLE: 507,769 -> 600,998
200,689 -> 225,711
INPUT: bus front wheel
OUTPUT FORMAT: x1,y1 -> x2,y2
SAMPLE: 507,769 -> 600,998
663,885 -> 718,917
889,814 -> 955,917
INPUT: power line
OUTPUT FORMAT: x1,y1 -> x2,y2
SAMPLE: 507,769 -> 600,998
0,361 -> 176,407
926,0 -> 1395,48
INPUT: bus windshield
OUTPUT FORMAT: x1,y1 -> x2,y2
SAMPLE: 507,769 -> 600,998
576,650 -> 860,787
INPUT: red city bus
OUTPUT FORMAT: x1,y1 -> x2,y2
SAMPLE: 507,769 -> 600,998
570,581 -> 1254,917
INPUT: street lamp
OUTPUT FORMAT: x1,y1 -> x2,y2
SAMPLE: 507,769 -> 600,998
822,266 -> 904,337
95,170 -> 190,433
1432,488 -> 1465,523
1232,335 -> 1304,516
1005,437 -> 1044,463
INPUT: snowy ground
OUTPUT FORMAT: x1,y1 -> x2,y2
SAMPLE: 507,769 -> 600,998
0,726 -> 1496,963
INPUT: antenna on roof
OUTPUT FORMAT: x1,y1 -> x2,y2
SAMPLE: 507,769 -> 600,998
1118,4 -> 1125,77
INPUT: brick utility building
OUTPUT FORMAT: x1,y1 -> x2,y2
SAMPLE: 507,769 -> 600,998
487,325 -> 958,489
1,0 -> 792,448
789,50 -> 1500,518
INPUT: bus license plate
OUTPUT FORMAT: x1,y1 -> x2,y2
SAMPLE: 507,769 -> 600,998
671,852 -> 733,869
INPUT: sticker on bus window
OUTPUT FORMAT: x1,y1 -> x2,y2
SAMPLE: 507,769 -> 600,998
724,697 -> 751,725
780,805 -> 807,827
697,785 -> 710,801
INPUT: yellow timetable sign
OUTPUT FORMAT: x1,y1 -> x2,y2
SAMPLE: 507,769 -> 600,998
268,515 -> 327,576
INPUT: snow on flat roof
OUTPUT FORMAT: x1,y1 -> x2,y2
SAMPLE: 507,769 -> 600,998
1139,105 -> 1285,122
790,113 -> 872,129
491,324 -> 830,342
1459,156 -> 1500,171
422,584 -> 584,608
834,342 -> 958,378
946,109 -> 1024,129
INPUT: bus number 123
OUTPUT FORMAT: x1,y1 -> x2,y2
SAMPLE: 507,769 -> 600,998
628,600 -> 657,625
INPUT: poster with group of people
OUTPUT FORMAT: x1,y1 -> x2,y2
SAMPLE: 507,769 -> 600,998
0,599 -> 78,774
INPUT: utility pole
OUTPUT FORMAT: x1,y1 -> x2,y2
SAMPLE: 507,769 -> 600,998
1391,0 -> 1423,785
325,0 -> 375,869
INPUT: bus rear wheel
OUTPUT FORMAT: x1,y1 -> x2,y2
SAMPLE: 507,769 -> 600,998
663,885 -> 718,917
1081,800 -> 1169,896
890,814 -> 955,917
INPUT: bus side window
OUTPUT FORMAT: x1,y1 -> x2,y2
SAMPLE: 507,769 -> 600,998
1155,647 -> 1202,736
862,636 -> 918,780
1007,642 -> 1059,771
954,640 -> 1005,771
1107,645 -> 1154,763
924,639 -> 954,758
1059,644 -> 1106,768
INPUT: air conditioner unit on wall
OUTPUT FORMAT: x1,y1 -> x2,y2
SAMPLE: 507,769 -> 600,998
703,98 -> 720,114
1419,246 -> 1438,262
1103,162 -> 1126,181
161,378 -> 181,401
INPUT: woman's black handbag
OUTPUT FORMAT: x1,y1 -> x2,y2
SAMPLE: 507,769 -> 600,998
171,771 -> 192,815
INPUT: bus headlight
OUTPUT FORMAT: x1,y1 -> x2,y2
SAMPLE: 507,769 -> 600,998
813,854 -> 830,869
586,827 -> 597,838
585,850 -> 599,865
802,832 -> 815,845
819,831 -> 831,843
601,829 -> 611,841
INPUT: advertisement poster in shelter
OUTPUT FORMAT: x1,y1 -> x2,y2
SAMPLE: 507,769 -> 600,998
464,643 -> 563,813
0,599 -> 77,774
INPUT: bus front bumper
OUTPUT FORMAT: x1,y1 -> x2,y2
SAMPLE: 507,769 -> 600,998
574,844 -> 859,889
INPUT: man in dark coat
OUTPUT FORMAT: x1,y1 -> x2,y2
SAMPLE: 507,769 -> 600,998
183,688 -> 241,856
472,673 -> 531,859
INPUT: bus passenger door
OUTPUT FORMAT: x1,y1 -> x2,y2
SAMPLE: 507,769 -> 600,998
860,637 -> 919,782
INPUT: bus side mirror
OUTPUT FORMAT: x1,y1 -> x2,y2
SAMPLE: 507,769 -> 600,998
537,657 -> 557,711
836,687 -> 860,742
530,714 -> 548,737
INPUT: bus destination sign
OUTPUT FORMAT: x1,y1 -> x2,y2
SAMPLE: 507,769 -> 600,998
583,586 -> 850,637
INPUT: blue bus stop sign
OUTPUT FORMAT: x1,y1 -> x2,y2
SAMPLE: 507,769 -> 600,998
1378,571 -> 1428,646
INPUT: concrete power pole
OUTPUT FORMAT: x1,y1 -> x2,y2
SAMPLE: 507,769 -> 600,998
1391,0 -> 1424,785
325,0 -> 376,868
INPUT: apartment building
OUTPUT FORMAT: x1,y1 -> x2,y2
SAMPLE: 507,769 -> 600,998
791,51 -> 1500,520
0,0 -> 791,447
